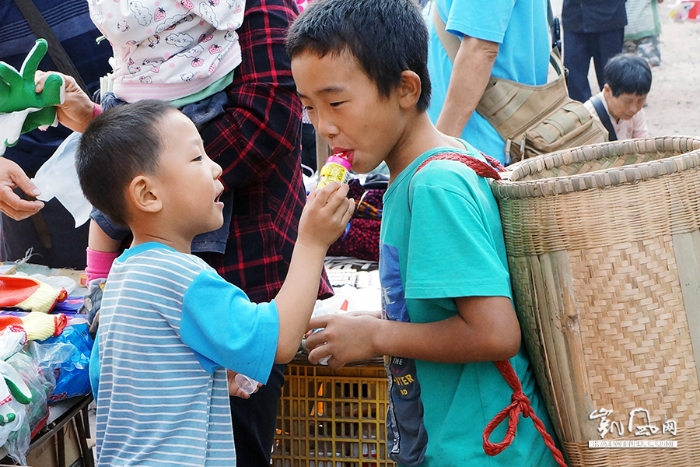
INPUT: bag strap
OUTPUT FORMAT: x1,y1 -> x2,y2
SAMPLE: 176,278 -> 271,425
590,95 -> 618,142
414,151 -> 567,467
431,5 -> 460,65
415,151 -> 505,180
12,0 -> 89,94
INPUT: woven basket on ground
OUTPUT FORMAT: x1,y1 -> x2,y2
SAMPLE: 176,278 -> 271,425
491,137 -> 700,466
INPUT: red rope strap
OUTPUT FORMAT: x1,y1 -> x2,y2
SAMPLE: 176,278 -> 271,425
416,152 -> 505,180
483,360 -> 568,466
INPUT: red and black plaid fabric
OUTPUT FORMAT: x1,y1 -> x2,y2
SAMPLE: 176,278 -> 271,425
197,0 -> 332,303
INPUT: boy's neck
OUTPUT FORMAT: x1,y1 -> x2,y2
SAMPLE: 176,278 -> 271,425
384,112 -> 464,182
129,218 -> 194,254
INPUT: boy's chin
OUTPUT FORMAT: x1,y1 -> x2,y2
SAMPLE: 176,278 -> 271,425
199,217 -> 224,235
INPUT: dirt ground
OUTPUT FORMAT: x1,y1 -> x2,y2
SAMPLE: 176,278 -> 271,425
644,10 -> 700,137
550,1 -> 700,137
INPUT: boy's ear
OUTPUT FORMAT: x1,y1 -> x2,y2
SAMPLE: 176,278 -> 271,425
398,70 -> 422,109
128,175 -> 162,214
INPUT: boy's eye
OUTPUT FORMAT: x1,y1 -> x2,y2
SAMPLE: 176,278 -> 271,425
304,105 -> 315,112
330,101 -> 344,107
193,155 -> 203,162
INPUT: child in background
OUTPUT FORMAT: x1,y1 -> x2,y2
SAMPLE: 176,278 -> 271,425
289,0 -> 561,465
584,53 -> 652,141
76,99 -> 355,466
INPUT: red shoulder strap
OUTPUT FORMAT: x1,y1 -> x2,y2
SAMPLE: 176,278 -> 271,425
415,151 -> 505,180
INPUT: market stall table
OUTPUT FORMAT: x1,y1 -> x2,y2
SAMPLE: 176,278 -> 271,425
0,395 -> 93,467
0,263 -> 92,466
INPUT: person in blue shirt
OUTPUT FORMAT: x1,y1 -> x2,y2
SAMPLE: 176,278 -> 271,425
288,0 -> 561,465
425,0 -> 550,165
74,99 -> 354,466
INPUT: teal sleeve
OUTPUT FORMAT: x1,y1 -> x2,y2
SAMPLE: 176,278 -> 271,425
443,0 -> 515,43
404,169 -> 511,300
181,270 -> 280,384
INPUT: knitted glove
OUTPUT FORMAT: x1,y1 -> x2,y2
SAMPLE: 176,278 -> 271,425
20,312 -> 68,342
0,275 -> 68,313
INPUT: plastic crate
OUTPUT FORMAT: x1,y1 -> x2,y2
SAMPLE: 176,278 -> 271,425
272,363 -> 395,467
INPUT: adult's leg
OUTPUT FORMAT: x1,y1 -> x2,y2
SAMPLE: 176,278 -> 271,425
230,363 -> 286,466
563,29 -> 594,102
592,28 -> 625,91
0,212 -> 47,263
0,197 -> 88,269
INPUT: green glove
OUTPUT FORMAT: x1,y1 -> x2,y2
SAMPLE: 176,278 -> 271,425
0,360 -> 32,406
0,38 -> 64,129
21,106 -> 57,134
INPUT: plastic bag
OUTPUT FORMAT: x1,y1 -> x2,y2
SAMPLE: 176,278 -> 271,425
32,131 -> 92,227
2,350 -> 55,465
29,322 -> 93,403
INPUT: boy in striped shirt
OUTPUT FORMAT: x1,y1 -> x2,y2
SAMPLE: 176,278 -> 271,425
76,99 -> 355,467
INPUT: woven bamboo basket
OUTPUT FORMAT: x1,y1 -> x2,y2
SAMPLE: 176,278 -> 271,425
490,137 -> 700,466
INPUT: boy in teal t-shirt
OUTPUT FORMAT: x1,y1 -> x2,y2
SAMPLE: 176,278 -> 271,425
287,0 -> 561,466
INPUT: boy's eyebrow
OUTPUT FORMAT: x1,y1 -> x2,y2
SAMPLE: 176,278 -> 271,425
298,86 -> 345,99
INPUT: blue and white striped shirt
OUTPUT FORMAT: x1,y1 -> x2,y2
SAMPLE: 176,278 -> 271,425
94,243 -> 279,466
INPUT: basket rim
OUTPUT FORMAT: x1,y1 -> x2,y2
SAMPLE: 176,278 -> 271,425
492,136 -> 700,199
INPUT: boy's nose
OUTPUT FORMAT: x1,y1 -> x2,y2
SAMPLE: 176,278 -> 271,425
211,160 -> 223,179
315,112 -> 339,140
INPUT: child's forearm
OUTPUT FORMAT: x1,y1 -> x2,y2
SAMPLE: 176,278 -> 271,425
273,240 -> 328,363
88,219 -> 122,252
306,296 -> 520,367
372,297 -> 521,363
373,318 -> 518,363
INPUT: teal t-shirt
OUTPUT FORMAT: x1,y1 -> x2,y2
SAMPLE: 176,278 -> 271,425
426,0 -> 549,164
380,143 -> 558,466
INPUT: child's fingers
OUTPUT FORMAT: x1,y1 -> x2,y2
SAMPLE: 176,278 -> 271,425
308,344 -> 333,366
321,183 -> 351,212
233,388 -> 252,399
327,196 -> 355,228
313,182 -> 349,209
308,316 -> 329,332
303,329 -> 326,351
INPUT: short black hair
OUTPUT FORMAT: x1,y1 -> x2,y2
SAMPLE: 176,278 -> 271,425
604,53 -> 652,97
286,0 -> 431,111
77,100 -> 176,226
